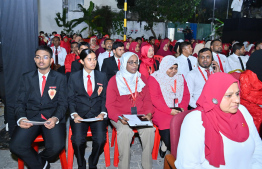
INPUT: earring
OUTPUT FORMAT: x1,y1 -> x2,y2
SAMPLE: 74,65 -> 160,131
212,98 -> 218,104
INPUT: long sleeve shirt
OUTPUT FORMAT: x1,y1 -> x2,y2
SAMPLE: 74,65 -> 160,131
212,52 -> 230,73
227,53 -> 248,72
97,50 -> 114,71
50,46 -> 67,66
176,54 -> 198,77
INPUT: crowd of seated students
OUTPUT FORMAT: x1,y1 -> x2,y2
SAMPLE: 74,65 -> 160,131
9,31 -> 262,169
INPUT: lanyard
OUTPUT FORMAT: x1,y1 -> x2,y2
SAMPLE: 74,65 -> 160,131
123,77 -> 138,106
198,66 -> 212,82
171,79 -> 177,93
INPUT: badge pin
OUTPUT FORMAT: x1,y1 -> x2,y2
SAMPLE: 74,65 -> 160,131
48,89 -> 56,100
97,83 -> 103,86
98,86 -> 103,96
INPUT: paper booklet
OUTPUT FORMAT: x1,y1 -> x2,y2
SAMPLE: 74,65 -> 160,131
79,117 -> 102,122
123,114 -> 153,127
23,120 -> 49,125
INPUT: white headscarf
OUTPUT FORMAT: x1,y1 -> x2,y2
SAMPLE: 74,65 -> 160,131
116,52 -> 145,96
243,41 -> 249,51
177,39 -> 184,43
151,55 -> 184,107
205,41 -> 211,49
193,43 -> 205,55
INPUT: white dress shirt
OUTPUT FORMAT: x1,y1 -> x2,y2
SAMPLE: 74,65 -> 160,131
98,50 -> 114,71
176,54 -> 198,77
71,69 -> 107,119
186,66 -> 213,108
231,0 -> 243,12
50,46 -> 67,66
175,105 -> 262,169
227,53 -> 248,72
212,52 -> 230,73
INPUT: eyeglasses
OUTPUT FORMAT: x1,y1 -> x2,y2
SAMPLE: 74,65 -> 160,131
35,56 -> 50,60
127,61 -> 139,65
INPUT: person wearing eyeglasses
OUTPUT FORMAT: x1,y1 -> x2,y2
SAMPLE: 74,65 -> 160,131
10,45 -> 67,169
106,52 -> 155,169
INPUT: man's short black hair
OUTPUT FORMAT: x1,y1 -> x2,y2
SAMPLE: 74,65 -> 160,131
78,42 -> 90,49
232,43 -> 244,53
149,36 -> 155,41
52,31 -> 57,35
39,31 -> 44,34
198,48 -> 212,57
179,42 -> 191,54
112,42 -> 124,50
71,42 -> 78,47
35,45 -> 53,57
104,38 -> 113,44
80,49 -> 95,61
211,39 -> 221,46
53,36 -> 60,41
135,37 -> 142,41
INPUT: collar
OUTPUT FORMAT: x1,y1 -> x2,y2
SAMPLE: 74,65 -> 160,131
38,69 -> 50,78
83,69 -> 94,77
199,65 -> 212,72
180,54 -> 189,59
232,53 -> 241,58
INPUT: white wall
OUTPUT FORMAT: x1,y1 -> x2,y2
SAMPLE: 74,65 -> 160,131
38,0 -> 63,34
84,0 -> 120,12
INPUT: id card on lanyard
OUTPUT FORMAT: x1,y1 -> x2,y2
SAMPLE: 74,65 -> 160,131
171,79 -> 178,107
123,77 -> 138,114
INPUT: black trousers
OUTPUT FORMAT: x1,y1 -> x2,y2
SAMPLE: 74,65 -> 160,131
70,119 -> 107,169
159,129 -> 171,151
232,11 -> 241,18
9,123 -> 66,169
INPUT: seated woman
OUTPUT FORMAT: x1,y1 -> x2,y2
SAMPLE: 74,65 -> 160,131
89,36 -> 99,52
68,49 -> 108,169
192,43 -> 204,58
156,39 -> 173,57
148,56 -> 190,157
175,72 -> 262,169
129,42 -> 141,58
124,41 -> 130,52
240,50 -> 262,135
106,52 -> 155,169
139,44 -> 159,79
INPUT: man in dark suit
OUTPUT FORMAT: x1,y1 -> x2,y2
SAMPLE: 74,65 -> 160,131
68,49 -> 108,169
9,46 -> 67,169
101,42 -> 125,81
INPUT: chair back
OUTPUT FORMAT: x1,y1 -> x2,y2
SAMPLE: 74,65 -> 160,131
170,110 -> 192,158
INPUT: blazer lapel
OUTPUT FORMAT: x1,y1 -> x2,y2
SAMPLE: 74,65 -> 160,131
32,70 -> 41,98
90,70 -> 99,99
111,56 -> 119,71
80,70 -> 90,97
42,70 -> 55,100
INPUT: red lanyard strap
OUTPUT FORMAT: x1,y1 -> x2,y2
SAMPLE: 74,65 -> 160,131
198,66 -> 207,82
123,77 -> 138,104
171,79 -> 177,93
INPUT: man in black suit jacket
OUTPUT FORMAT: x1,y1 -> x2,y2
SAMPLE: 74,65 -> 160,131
68,49 -> 108,169
9,46 -> 67,169
101,42 -> 125,81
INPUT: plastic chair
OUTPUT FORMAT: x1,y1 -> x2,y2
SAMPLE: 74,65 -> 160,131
18,135 -> 67,169
67,126 -> 110,169
111,124 -> 161,167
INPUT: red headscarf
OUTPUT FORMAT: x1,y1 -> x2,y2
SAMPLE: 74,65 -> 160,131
95,38 -> 106,57
129,42 -> 141,58
196,72 -> 249,167
139,45 -> 156,78
124,41 -> 130,52
155,39 -> 173,57
221,43 -> 230,56
63,36 -> 71,54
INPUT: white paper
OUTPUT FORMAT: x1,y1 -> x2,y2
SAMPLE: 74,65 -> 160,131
123,115 -> 153,127
23,120 -> 49,125
79,117 -> 102,122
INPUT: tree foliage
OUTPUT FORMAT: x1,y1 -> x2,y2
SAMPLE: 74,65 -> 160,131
54,8 -> 76,35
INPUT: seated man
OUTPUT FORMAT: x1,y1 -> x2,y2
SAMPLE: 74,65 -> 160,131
68,49 -> 108,169
97,38 -> 114,70
10,46 -> 67,169
228,43 -> 248,72
186,48 -> 220,108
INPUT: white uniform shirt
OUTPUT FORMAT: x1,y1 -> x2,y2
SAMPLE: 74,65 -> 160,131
227,53 -> 248,72
176,54 -> 198,77
50,46 -> 67,66
175,105 -> 262,169
186,66 -> 213,108
212,52 -> 230,73
97,51 -> 114,71
231,0 -> 243,12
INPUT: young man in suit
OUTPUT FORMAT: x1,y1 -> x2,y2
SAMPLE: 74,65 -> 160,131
9,46 -> 67,169
68,49 -> 108,169
101,42 -> 125,81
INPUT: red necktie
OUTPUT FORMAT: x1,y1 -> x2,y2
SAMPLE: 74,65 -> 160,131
41,75 -> 46,96
55,48 -> 58,64
117,59 -> 120,70
87,75 -> 92,96
109,52 -> 111,58
205,69 -> 211,78
216,54 -> 224,72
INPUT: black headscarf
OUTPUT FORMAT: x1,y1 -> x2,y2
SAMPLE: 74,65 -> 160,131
246,49 -> 262,82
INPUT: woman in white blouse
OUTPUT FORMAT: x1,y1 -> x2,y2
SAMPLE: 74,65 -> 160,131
175,72 -> 262,169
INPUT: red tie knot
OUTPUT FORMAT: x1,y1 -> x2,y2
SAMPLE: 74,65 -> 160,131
42,75 -> 46,80
87,75 -> 91,79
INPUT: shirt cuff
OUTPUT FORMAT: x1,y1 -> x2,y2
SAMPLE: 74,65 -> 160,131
70,112 -> 78,119
101,112 -> 107,118
52,116 -> 59,124
17,117 -> 27,126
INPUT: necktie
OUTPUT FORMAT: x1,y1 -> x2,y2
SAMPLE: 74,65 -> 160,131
109,52 -> 111,58
55,47 -> 58,64
216,54 -> 224,72
205,69 -> 211,78
117,59 -> 120,70
238,57 -> 245,71
41,75 -> 46,96
187,58 -> 192,71
87,75 -> 92,96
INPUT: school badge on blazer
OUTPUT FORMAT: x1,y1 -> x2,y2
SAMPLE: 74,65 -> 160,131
48,86 -> 56,100
97,83 -> 103,96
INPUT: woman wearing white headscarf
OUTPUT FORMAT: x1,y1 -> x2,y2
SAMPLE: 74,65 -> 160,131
193,43 -> 205,58
148,55 -> 190,156
106,52 -> 155,169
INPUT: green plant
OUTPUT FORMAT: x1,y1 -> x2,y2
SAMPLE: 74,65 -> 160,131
54,8 -> 76,35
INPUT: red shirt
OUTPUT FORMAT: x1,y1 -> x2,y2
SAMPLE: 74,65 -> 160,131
64,53 -> 79,73
106,75 -> 154,122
